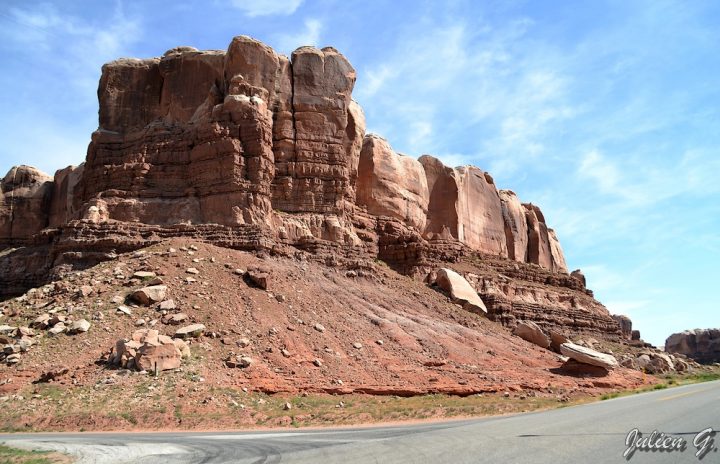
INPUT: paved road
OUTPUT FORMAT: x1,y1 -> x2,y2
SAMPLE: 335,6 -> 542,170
2,380 -> 719,463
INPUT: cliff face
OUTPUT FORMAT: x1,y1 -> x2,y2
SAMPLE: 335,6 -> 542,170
666,329 -> 720,364
0,35 -> 621,340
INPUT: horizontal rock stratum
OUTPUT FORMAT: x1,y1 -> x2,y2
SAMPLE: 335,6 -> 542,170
0,35 -> 626,341
0,35 -> 566,272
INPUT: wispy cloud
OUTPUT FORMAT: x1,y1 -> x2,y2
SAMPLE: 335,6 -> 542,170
354,17 -> 577,180
228,0 -> 303,17
273,18 -> 322,55
1,2 -> 142,99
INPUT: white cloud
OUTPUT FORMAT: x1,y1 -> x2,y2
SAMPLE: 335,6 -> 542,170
2,3 -> 142,98
229,0 -> 303,17
577,148 -> 720,208
273,18 -> 322,55
354,18 -> 576,177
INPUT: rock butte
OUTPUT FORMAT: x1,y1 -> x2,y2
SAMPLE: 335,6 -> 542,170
1,35 -> 625,339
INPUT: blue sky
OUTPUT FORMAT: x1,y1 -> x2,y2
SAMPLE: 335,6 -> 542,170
1,0 -> 718,346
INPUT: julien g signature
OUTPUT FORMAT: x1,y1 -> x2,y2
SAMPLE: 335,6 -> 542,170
624,428 -> 718,460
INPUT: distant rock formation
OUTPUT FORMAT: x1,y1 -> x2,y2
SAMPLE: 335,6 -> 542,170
665,329 -> 720,364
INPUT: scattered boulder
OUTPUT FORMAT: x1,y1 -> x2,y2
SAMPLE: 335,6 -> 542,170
513,321 -> 550,349
116,305 -> 132,316
560,342 -> 618,370
131,285 -> 168,305
226,355 -> 253,368
162,313 -> 188,325
136,342 -> 181,371
159,300 -> 176,311
434,268 -> 487,314
645,352 -> 674,374
132,271 -> 156,279
175,324 -> 206,339
549,331 -> 569,353
67,319 -> 91,334
246,268 -> 270,290
48,323 -> 66,336
109,329 -> 184,372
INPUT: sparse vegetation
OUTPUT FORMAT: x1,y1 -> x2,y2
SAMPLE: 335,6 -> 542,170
0,444 -> 68,464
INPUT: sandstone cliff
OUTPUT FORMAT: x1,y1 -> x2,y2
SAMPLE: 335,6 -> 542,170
0,35 -> 625,341
666,329 -> 720,364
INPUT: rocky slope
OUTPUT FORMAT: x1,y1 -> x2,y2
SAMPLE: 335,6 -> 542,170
0,239 -> 651,429
1,35 -> 631,364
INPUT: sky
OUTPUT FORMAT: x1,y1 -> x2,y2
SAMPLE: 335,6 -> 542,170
1,0 -> 718,347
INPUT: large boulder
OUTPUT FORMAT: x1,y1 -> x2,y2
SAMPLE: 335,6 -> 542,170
513,321 -> 551,349
560,342 -> 619,370
110,329 -> 184,372
435,268 -> 487,314
665,329 -> 720,364
356,135 -> 429,230
131,285 -> 168,305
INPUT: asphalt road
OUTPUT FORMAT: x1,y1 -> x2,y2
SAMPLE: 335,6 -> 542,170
2,380 -> 719,463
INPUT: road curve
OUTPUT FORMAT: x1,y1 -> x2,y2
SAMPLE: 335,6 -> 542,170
2,380 -> 719,463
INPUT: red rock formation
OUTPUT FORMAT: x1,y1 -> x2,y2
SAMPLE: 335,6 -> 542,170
665,329 -> 720,364
499,190 -> 528,262
356,135 -> 428,230
0,35 -> 598,339
612,314 -> 633,340
419,156 -> 507,257
0,166 -> 53,247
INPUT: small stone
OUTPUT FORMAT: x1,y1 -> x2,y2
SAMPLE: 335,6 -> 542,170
132,271 -> 156,279
67,319 -> 91,334
159,300 -> 176,311
352,342 -> 363,349
175,324 -> 206,339
186,268 -> 200,275
284,402 -> 292,411
135,319 -> 146,327
111,295 -> 124,304
376,340 -> 384,346
117,305 -> 132,316
237,338 -> 251,348
233,269 -> 246,276
48,323 -> 66,336
275,294 -> 286,303
313,358 -> 323,367
78,286 -> 94,298
314,323 -> 326,333
281,349 -> 291,358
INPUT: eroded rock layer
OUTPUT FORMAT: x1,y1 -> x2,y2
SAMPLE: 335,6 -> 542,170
0,35 -> 623,341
